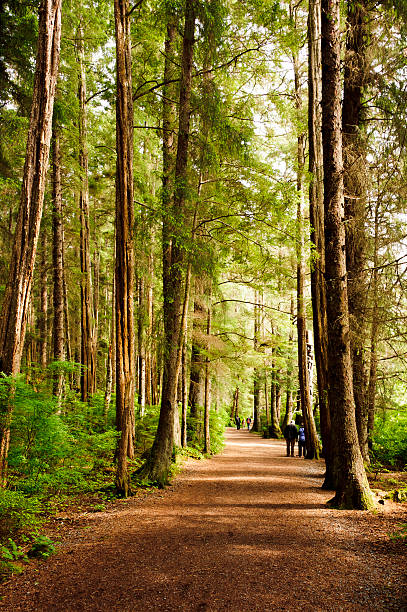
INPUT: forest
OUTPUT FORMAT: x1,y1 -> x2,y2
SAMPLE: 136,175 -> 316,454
0,0 -> 407,563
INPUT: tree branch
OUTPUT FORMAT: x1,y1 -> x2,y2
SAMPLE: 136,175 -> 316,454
128,0 -> 144,16
212,299 -> 292,316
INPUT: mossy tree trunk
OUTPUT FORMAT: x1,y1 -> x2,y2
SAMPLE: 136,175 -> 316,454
141,0 -> 196,485
321,0 -> 374,509
342,0 -> 370,462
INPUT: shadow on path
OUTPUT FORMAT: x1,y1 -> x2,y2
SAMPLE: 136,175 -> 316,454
0,427 -> 405,612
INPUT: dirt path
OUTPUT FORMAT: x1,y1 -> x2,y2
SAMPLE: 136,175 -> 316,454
1,428 -> 406,611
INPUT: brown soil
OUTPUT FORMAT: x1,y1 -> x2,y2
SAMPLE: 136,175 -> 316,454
0,428 -> 406,611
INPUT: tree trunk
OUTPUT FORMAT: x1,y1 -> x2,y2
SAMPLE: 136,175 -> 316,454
308,0 -> 333,486
52,124 -> 65,400
142,0 -> 196,485
0,0 -> 61,485
76,23 -> 96,402
252,293 -> 262,432
189,296 -> 205,430
145,251 -> 154,406
137,276 -> 146,417
367,200 -> 380,449
342,0 -> 369,462
264,375 -> 269,426
231,386 -> 239,421
104,264 -> 115,423
114,0 -> 135,497
181,339 -> 188,448
269,348 -> 282,438
321,0 -> 374,509
203,306 -> 211,453
38,236 -> 48,370
282,295 -> 295,431
291,8 -> 320,460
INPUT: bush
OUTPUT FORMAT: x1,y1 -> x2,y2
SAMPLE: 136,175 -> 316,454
0,490 -> 42,542
209,407 -> 229,454
372,409 -> 407,469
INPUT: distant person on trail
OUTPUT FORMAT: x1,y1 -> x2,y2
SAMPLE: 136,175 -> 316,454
284,421 -> 298,457
298,425 -> 306,457
246,416 -> 252,430
235,415 -> 241,430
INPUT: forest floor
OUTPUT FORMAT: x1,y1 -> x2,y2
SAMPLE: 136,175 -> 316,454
0,428 -> 406,612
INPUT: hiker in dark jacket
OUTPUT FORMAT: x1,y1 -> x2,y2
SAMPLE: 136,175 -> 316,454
283,421 -> 298,457
235,415 -> 241,430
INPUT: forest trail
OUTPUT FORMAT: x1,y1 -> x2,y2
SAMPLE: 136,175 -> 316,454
0,428 -> 406,612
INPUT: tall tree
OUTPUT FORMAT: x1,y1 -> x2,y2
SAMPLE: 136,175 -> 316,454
308,0 -> 332,484
141,0 -> 196,484
342,0 -> 369,461
76,21 -> 96,402
321,0 -> 374,508
291,4 -> 320,459
252,292 -> 262,432
114,0 -> 135,496
52,123 -> 65,400
0,0 -> 62,484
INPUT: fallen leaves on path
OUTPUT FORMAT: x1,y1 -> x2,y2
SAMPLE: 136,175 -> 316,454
0,429 -> 406,611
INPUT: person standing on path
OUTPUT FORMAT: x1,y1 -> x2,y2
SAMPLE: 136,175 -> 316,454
246,416 -> 252,430
298,424 -> 306,457
283,421 -> 298,457
235,415 -> 241,430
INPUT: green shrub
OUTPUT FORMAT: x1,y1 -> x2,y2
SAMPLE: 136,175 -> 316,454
27,535 -> 56,559
209,407 -> 228,454
0,490 -> 42,542
390,523 -> 407,542
372,409 -> 407,469
134,405 -> 160,454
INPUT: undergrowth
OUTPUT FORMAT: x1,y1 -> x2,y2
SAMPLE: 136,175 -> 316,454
0,375 -> 228,557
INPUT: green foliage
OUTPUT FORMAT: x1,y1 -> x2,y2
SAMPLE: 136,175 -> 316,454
134,406 -> 160,454
209,408 -> 229,454
372,409 -> 407,469
0,490 -> 42,542
1,538 -> 28,563
389,523 -> 407,543
27,535 -> 56,559
1,377 -> 118,499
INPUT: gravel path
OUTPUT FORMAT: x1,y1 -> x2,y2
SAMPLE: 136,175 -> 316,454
0,428 -> 406,611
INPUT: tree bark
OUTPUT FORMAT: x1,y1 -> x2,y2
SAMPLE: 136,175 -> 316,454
308,0 -> 333,485
104,262 -> 115,423
231,386 -> 239,421
321,0 -> 374,508
114,0 -> 135,497
52,124 -> 65,400
0,0 -> 61,485
203,306 -> 211,453
342,0 -> 369,462
252,293 -> 262,432
269,346 -> 282,438
76,23 -> 96,402
291,4 -> 320,460
137,276 -> 146,417
282,295 -> 295,431
38,235 -> 48,370
181,339 -> 188,447
367,200 -> 380,448
264,375 -> 269,426
142,0 -> 196,485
